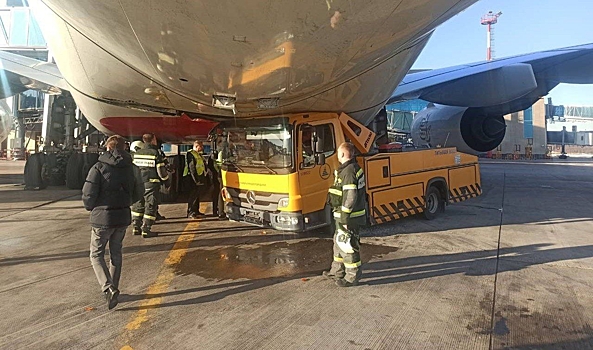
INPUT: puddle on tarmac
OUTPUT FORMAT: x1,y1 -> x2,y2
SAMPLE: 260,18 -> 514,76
175,239 -> 398,280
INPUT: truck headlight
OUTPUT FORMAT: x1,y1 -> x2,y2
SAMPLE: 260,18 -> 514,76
278,197 -> 290,209
275,215 -> 299,226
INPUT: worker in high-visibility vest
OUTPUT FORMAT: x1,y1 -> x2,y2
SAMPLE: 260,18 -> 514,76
184,140 -> 209,218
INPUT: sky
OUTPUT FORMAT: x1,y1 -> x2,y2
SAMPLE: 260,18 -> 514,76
412,0 -> 593,107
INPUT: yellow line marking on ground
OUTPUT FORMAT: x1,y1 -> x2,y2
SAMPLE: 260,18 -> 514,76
120,204 -> 206,349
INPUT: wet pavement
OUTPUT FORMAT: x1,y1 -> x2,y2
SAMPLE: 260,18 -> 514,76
1,159 -> 593,349
176,239 -> 397,280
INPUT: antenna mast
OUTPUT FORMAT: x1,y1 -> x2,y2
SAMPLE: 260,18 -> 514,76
481,11 -> 502,61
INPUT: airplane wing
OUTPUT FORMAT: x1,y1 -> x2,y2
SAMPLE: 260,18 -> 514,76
0,50 -> 67,99
388,43 -> 593,116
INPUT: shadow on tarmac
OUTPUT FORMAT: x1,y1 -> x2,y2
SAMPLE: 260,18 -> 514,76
116,276 -> 294,312
113,242 -> 593,313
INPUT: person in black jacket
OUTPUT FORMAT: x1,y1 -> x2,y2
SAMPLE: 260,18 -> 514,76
82,135 -> 143,309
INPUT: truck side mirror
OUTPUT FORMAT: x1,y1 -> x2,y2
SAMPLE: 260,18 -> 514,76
314,126 -> 324,153
316,153 -> 326,166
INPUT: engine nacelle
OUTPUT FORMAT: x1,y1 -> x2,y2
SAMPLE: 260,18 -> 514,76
411,104 -> 506,155
0,100 -> 12,144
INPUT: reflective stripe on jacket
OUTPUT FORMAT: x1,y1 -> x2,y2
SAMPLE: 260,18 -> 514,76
132,145 -> 169,183
328,158 -> 366,225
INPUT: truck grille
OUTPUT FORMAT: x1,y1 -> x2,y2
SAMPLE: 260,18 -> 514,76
226,187 -> 285,211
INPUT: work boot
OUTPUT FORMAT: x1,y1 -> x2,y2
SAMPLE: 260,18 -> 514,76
190,212 -> 205,219
104,286 -> 120,310
156,212 -> 166,221
132,226 -> 142,235
335,278 -> 359,287
322,270 -> 344,281
142,226 -> 157,238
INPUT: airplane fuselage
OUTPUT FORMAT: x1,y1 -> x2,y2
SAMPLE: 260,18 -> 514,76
31,0 -> 478,139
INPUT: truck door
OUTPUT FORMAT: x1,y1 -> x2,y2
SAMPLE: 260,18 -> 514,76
298,123 -> 338,214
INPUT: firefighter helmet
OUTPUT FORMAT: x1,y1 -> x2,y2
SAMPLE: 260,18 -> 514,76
130,140 -> 144,153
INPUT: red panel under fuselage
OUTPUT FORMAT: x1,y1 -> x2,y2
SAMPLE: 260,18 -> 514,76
99,114 -> 217,143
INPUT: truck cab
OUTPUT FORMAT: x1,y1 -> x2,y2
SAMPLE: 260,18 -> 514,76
219,113 -> 344,231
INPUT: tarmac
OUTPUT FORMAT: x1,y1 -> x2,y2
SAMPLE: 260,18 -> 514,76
1,158 -> 593,349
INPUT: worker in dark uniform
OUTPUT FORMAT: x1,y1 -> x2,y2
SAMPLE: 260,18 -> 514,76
208,149 -> 221,217
131,133 -> 169,238
208,139 -> 228,219
322,142 -> 367,287
184,140 -> 209,218
156,144 -> 172,221
131,139 -> 168,221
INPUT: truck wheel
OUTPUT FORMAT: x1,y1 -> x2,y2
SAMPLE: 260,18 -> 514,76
423,186 -> 443,220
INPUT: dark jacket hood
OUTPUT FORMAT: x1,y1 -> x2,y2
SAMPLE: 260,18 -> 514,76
99,149 -> 132,168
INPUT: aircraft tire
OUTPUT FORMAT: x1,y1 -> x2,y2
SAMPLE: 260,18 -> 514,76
24,153 -> 48,190
81,153 -> 99,181
66,153 -> 85,189
46,153 -> 62,186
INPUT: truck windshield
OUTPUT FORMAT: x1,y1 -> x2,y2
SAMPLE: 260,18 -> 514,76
221,123 -> 293,173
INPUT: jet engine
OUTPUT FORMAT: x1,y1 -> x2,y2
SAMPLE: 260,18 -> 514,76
410,104 -> 506,155
0,99 -> 12,144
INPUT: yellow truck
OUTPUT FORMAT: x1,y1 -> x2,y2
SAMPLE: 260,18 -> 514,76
218,112 -> 481,232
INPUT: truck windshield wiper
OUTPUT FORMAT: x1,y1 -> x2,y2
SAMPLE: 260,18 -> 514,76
224,160 -> 243,172
249,160 -> 277,174
260,163 -> 278,175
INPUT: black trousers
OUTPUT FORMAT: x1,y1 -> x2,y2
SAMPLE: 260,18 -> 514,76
212,179 -> 223,216
187,178 -> 206,215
